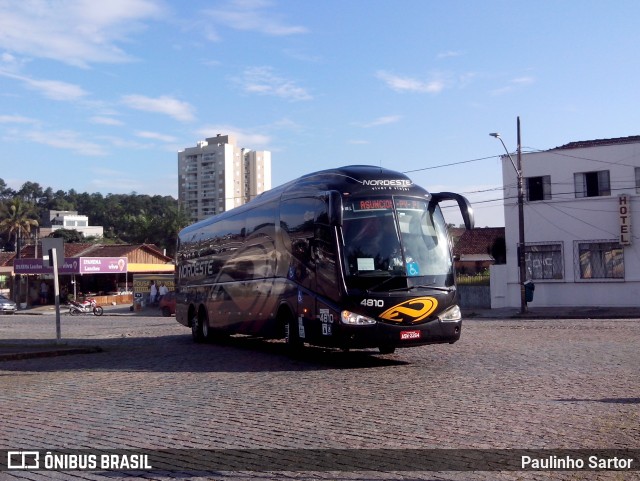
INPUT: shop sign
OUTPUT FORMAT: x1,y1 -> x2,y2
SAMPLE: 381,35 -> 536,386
13,257 -> 128,274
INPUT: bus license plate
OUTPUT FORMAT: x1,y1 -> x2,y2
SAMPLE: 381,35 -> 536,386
400,330 -> 421,340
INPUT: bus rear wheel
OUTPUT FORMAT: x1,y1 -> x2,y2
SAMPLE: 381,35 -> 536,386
191,315 -> 205,343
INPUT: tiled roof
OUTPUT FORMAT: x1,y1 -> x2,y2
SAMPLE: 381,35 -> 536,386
0,252 -> 15,267
18,243 -> 98,259
553,135 -> 640,150
452,227 -> 505,256
2,243 -> 171,266
82,243 -> 170,260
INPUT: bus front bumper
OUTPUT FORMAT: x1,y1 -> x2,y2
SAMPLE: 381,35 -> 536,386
338,318 -> 462,349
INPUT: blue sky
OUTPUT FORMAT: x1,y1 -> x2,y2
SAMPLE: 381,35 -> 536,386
1,0 -> 640,227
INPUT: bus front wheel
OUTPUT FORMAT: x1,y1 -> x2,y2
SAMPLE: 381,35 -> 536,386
285,316 -> 303,353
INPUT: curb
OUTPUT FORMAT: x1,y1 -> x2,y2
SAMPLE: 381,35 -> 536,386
0,346 -> 103,361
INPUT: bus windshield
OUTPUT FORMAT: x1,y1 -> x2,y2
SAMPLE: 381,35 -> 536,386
342,196 -> 453,286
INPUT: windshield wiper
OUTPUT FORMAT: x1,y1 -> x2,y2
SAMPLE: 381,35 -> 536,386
365,274 -> 402,293
387,284 -> 455,293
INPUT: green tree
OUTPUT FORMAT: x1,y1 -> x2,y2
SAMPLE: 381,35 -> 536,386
0,198 -> 39,252
16,181 -> 44,204
0,178 -> 14,200
49,228 -> 84,243
0,198 -> 39,304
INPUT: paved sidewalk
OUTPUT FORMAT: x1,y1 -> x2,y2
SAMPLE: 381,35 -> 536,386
11,303 -> 145,316
13,303 -> 640,319
466,305 -> 640,320
0,303 -> 160,361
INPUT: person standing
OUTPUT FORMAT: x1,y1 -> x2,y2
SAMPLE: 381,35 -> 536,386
158,282 -> 169,303
40,281 -> 49,305
149,281 -> 158,306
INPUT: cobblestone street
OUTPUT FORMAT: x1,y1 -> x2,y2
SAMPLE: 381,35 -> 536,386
0,314 -> 638,480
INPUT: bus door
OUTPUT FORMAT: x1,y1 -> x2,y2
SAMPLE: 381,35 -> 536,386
282,196 -> 341,343
312,218 -> 340,342
280,198 -> 319,341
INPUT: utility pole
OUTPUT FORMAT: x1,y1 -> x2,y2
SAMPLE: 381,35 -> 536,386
516,117 -> 527,313
490,116 -> 528,313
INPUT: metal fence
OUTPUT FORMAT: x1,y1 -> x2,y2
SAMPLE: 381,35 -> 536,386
456,272 -> 491,286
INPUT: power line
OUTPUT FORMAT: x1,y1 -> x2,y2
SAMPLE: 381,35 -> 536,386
402,154 -> 499,173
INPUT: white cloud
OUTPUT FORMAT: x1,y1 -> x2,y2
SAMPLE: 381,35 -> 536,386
490,76 -> 536,96
0,0 -> 164,68
135,130 -> 177,143
0,52 -> 28,72
122,94 -> 196,122
0,70 -> 88,101
437,50 -> 464,59
512,76 -> 535,86
91,116 -> 124,126
25,78 -> 88,101
376,70 -> 446,94
195,125 -> 271,148
0,114 -> 38,124
239,66 -> 312,101
22,129 -> 107,156
357,115 -> 402,128
204,0 -> 308,37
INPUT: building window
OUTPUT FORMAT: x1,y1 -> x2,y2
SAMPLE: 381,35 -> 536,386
575,241 -> 624,279
636,167 -> 640,193
525,243 -> 563,280
574,170 -> 610,198
526,175 -> 551,201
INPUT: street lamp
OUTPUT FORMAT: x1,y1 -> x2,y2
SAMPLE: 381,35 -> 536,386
490,117 -> 527,313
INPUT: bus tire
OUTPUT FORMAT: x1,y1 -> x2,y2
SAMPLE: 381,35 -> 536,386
201,313 -> 211,341
378,345 -> 396,354
191,314 -> 205,343
284,314 -> 303,354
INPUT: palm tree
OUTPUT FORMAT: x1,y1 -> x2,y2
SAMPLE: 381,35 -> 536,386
0,198 -> 39,253
0,199 -> 39,305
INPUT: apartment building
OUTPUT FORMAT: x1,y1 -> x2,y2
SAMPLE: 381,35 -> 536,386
178,134 -> 272,223
491,135 -> 639,308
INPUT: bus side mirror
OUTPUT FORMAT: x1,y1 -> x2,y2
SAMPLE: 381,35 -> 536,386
327,190 -> 343,226
431,192 -> 474,230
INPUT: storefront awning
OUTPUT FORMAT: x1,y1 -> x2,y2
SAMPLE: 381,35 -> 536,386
127,263 -> 175,273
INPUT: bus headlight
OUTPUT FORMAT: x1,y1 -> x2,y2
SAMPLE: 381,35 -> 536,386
341,310 -> 377,325
439,304 -> 461,322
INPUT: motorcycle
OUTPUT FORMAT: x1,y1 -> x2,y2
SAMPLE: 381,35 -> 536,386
68,298 -> 104,316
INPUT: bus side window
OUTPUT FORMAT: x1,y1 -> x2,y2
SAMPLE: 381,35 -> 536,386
280,198 -> 316,268
314,223 -> 339,298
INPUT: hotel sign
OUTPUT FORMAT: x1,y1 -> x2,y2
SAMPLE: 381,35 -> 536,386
619,195 -> 631,246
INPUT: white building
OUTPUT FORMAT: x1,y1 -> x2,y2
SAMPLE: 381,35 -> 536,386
40,210 -> 104,238
178,134 -> 272,223
492,135 -> 638,309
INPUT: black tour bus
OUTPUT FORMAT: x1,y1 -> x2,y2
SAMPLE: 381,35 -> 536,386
175,165 -> 474,354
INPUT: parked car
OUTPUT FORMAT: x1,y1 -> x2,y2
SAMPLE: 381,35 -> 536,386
158,291 -> 175,317
0,294 -> 17,314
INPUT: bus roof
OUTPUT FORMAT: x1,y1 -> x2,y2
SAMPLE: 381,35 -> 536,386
180,165 -> 431,236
